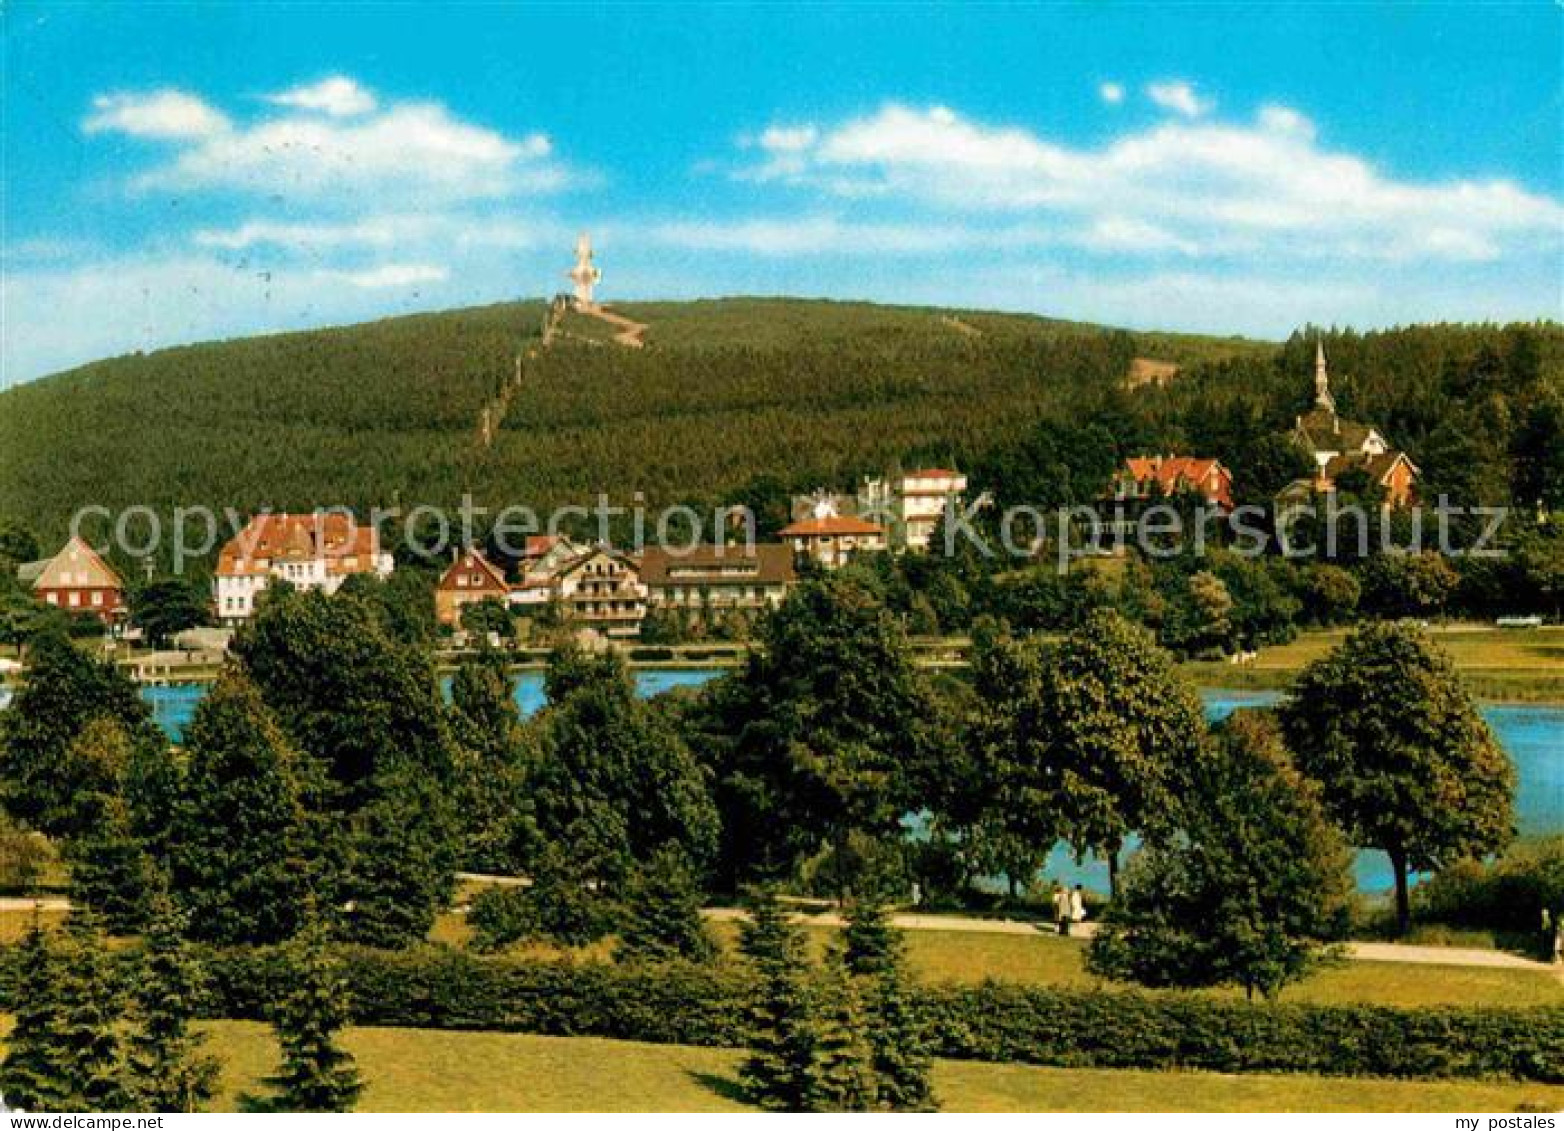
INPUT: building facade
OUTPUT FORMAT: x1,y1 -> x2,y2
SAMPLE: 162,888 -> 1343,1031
17,536 -> 126,623
214,512 -> 392,625
779,496 -> 889,568
551,546 -> 647,637
641,544 -> 796,618
1111,456 -> 1235,510
890,467 -> 969,551
435,548 -> 511,626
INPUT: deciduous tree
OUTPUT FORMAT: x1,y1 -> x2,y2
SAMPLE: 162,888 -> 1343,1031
1278,622 -> 1515,934
1087,712 -> 1352,999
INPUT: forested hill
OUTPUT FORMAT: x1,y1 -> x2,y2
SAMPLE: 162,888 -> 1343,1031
0,297 -> 1264,549
1,297 -> 1559,565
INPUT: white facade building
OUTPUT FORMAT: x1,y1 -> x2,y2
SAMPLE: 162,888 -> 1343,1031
214,513 -> 392,624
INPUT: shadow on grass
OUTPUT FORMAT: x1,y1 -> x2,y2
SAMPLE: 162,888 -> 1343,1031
686,1069 -> 751,1107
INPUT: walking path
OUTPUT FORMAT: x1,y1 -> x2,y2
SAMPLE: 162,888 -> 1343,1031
5,890 -> 1555,978
940,315 -> 982,338
581,306 -> 648,348
700,907 -> 1560,974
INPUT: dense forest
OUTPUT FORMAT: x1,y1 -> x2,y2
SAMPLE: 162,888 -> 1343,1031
0,297 -> 1560,578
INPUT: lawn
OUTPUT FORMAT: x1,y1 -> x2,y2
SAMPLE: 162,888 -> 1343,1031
1180,626 -> 1564,702
199,1023 -> 1564,1112
873,926 -> 1562,1008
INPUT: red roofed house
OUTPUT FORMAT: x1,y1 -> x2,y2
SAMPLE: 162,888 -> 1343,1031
1112,456 -> 1235,510
17,536 -> 126,623
214,512 -> 392,625
779,496 -> 888,568
435,548 -> 510,626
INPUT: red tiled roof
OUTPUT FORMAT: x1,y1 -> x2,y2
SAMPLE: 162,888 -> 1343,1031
216,512 -> 379,577
521,535 -> 561,558
1117,456 -> 1233,506
438,549 -> 509,592
779,515 -> 887,537
902,467 -> 962,480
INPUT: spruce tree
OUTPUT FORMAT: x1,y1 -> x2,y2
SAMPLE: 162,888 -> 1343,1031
70,792 -> 159,935
618,845 -> 716,963
0,923 -> 71,1111
0,629 -> 158,837
738,887 -> 817,1111
802,955 -> 875,1113
123,896 -> 220,1112
449,645 -> 532,873
165,667 -> 307,946
50,911 -> 131,1112
258,918 -> 362,1113
841,895 -> 898,976
842,897 -> 937,1111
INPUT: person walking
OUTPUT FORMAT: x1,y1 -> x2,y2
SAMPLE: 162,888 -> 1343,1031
1069,884 -> 1087,932
1051,882 -> 1070,936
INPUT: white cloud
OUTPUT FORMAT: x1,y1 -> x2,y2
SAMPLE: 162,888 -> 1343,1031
731,101 -> 1563,264
83,90 -> 231,140
645,216 -> 978,256
326,264 -> 449,288
1257,103 -> 1316,140
1099,81 -> 1125,105
265,75 -> 378,117
86,81 -> 568,202
1079,216 -> 1199,256
760,125 -> 819,152
1146,80 -> 1213,119
193,213 -> 548,253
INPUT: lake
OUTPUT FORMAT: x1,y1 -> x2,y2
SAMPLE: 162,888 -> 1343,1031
57,672 -> 1564,896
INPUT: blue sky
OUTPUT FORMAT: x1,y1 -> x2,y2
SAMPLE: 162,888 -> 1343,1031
3,2 -> 1561,384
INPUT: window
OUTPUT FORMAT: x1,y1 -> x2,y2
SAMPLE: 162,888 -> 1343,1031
91,592 -> 104,607
69,592 -> 81,607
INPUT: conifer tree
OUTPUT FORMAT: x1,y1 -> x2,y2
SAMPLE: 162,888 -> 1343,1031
165,667 -> 307,946
0,923 -> 70,1111
0,629 -> 158,837
841,895 -> 898,976
802,954 -> 875,1113
618,845 -> 716,963
70,792 -> 159,935
449,645 -> 532,872
738,887 -> 817,1111
841,896 -> 937,1111
257,918 -> 362,1113
123,896 -> 220,1112
50,911 -> 131,1112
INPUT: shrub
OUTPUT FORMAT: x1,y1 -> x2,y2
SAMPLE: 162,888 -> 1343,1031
467,887 -> 536,953
467,870 -> 617,952
2,943 -> 1558,1083
1414,837 -> 1564,939
197,949 -> 1564,1083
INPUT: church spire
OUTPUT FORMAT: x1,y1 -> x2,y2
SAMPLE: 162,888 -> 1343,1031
1314,337 -> 1335,413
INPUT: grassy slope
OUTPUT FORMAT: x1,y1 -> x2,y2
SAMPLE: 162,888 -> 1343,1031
200,1023 -> 1563,1112
0,297 -> 1267,545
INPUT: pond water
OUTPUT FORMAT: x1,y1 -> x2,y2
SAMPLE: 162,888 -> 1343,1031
51,672 -> 1564,897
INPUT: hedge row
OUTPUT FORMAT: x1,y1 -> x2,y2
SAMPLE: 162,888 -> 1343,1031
195,946 -> 1563,1083
5,942 -> 1557,1082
